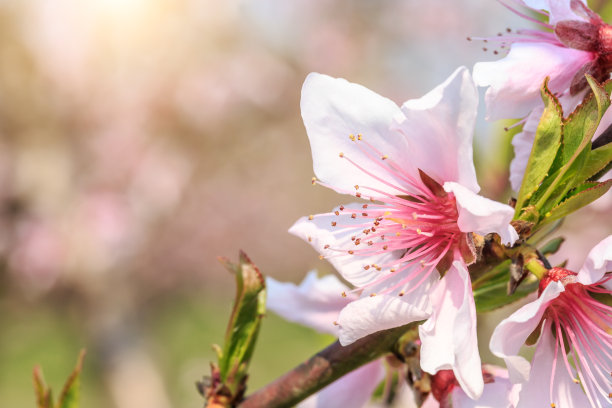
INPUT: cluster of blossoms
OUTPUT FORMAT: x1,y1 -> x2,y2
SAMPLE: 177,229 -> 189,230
266,1 -> 612,407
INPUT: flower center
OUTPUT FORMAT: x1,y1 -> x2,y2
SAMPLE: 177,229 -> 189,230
539,268 -> 612,407
313,133 -> 463,297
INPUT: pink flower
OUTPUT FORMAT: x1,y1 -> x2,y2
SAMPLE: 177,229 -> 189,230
490,235 -> 612,408
421,366 -> 521,408
266,272 -> 385,408
290,67 -> 518,400
473,0 -> 612,120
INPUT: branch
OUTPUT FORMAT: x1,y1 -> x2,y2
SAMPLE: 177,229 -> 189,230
239,323 -> 417,408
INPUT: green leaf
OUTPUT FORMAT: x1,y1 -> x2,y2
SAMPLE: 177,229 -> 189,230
473,260 -> 539,313
55,350 -> 85,408
515,79 -> 563,213
578,142 -> 612,181
539,237 -> 565,256
217,251 -> 266,393
534,76 -> 610,211
543,179 -> 612,224
33,366 -> 53,408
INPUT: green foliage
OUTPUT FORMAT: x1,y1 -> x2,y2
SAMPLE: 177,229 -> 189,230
515,76 -> 612,229
32,350 -> 85,408
473,260 -> 538,313
203,251 -> 267,406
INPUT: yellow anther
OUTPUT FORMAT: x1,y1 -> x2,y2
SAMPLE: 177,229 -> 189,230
354,185 -> 359,190
308,215 -> 314,220
412,212 -> 418,220
357,133 -> 362,140
416,228 -> 422,234
398,291 -> 404,296
319,255 -> 324,260
381,155 -> 388,160
341,291 -> 347,298
307,236 -> 312,242
339,152 -> 344,158
348,250 -> 354,254
396,232 -> 401,236
390,268 -> 396,272
334,210 -> 340,216
349,134 -> 355,141
383,245 -> 388,250
369,293 -> 376,297
333,321 -> 339,326
331,221 -> 337,226
384,211 -> 392,216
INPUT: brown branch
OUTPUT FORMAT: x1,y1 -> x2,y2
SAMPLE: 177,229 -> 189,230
239,323 -> 417,408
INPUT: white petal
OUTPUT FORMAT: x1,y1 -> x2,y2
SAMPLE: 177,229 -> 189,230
301,73 -> 411,197
489,282 -> 564,383
577,235 -> 612,285
444,182 -> 518,245
515,323 -> 590,408
509,107 -> 543,192
474,42 -> 593,120
289,208 -> 405,288
517,0 -> 589,24
451,367 -> 520,408
266,272 -> 351,335
337,292 -> 430,345
419,261 -> 484,400
297,360 -> 384,408
392,66 -> 480,192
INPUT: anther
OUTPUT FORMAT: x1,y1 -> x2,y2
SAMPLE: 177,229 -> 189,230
390,268 -> 396,272
334,210 -> 339,216
324,244 -> 330,249
339,152 -> 344,158
333,321 -> 339,326
319,255 -> 324,260
351,236 -> 356,241
396,232 -> 401,236
354,239 -> 361,245
381,155 -> 388,160
374,221 -> 380,226
364,265 -> 370,270
375,265 -> 381,271
308,236 -> 312,242
371,227 -> 376,232
370,197 -> 375,202
357,133 -> 362,140
331,221 -> 337,226
354,185 -> 359,190
417,228 -> 422,234
482,47 -> 488,51
493,50 -> 499,55
362,204 -> 368,209
351,214 -> 356,219
551,404 -> 556,408
341,291 -> 347,298
356,192 -> 361,198
308,215 -> 314,220
412,212 -> 418,220
466,36 -> 472,41
370,293 -> 376,297
362,212 -> 368,217
339,205 -> 344,211
368,241 -> 373,246
363,229 -> 370,234
383,245 -> 388,250
349,134 -> 355,141
398,291 -> 404,296
311,177 -> 317,185
348,250 -> 354,254
506,28 -> 512,33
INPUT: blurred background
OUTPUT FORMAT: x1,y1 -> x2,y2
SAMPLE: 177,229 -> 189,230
1,1 -> 611,407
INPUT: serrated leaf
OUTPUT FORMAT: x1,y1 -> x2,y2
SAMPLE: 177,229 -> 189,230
55,350 -> 85,408
515,79 -> 563,213
543,179 -> 612,224
218,251 -> 266,393
534,76 -> 610,211
579,142 -> 612,181
562,76 -> 609,164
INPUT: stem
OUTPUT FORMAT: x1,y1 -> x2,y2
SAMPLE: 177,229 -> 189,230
239,323 -> 417,408
524,258 -> 548,280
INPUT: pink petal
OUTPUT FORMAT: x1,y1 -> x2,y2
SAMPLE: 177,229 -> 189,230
443,181 -> 518,245
451,366 -> 521,408
419,261 -> 484,400
577,235 -> 612,285
337,292 -> 431,346
300,72 -> 411,197
289,209 -> 404,288
266,271 -> 351,335
392,66 -> 480,192
489,282 -> 564,383
473,42 -> 594,120
514,324 -> 590,408
299,360 -> 385,408
509,107 -> 543,192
